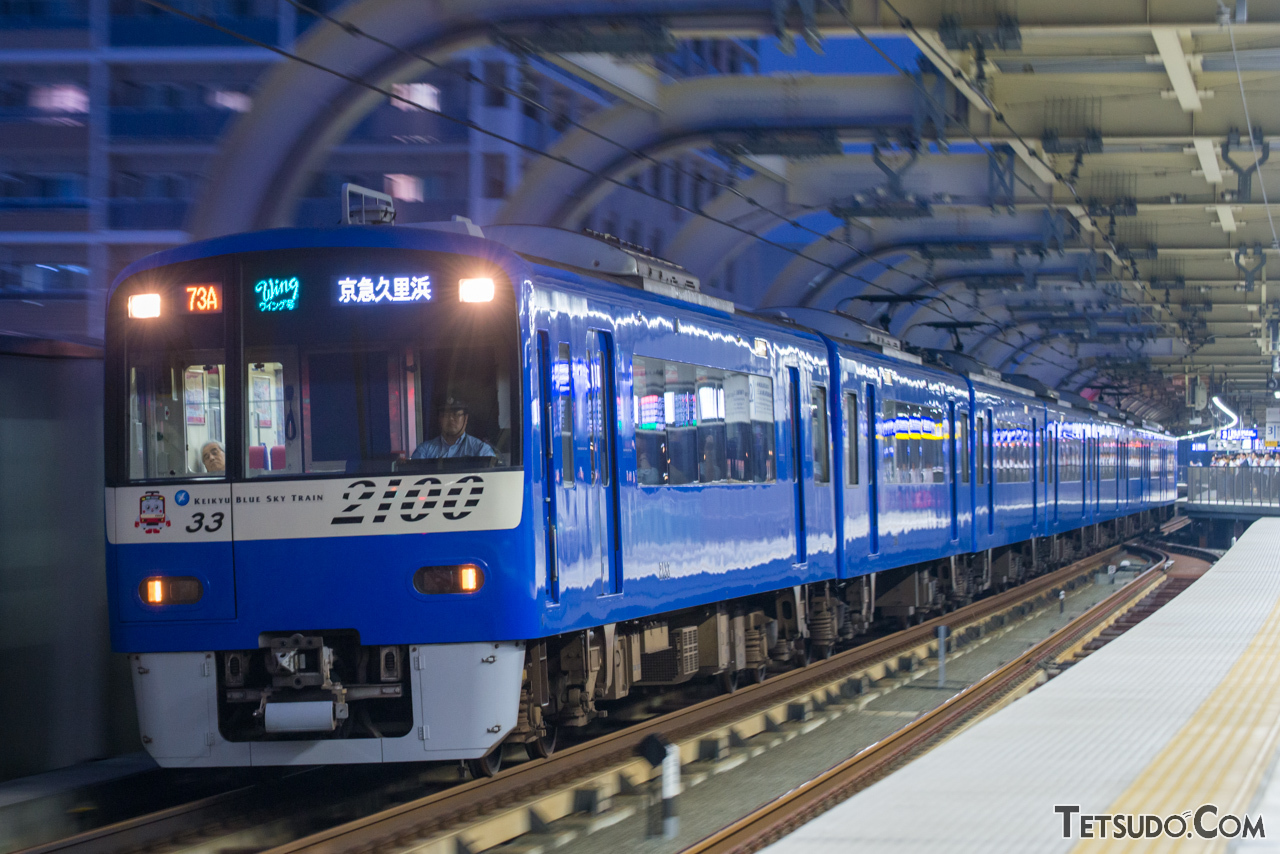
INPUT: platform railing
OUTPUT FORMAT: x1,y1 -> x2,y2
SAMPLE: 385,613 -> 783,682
1186,466 -> 1280,507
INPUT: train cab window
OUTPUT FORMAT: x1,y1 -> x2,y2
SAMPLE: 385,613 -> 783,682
116,265 -> 227,481
845,392 -> 859,486
634,355 -> 774,486
127,358 -> 226,480
811,385 -> 830,484
238,247 -> 520,478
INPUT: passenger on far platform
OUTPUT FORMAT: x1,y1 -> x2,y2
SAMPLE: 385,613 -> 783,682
200,440 -> 225,473
411,396 -> 496,460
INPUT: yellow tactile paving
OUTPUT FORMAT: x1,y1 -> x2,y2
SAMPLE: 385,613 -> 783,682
1071,595 -> 1280,854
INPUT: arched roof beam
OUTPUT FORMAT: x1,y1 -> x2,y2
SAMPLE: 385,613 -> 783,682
760,210 -> 1066,309
498,75 -> 935,228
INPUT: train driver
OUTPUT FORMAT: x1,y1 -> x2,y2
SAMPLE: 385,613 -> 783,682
411,395 -> 497,460
200,440 -> 225,473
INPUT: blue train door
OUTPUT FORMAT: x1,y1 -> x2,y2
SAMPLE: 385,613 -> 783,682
948,402 -> 959,541
788,367 -> 807,565
536,332 -> 560,602
867,384 -> 879,554
1031,418 -> 1039,529
587,330 -> 621,595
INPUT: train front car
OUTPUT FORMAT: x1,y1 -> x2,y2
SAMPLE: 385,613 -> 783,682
104,229 -> 535,767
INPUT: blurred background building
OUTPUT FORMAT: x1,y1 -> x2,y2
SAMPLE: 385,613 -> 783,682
0,0 -> 761,347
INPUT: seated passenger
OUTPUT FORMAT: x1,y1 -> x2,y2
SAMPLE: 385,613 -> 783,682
201,440 -> 225,473
411,396 -> 497,460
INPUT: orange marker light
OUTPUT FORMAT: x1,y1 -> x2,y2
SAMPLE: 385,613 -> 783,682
139,576 -> 203,605
128,293 -> 162,318
459,565 -> 479,592
459,278 -> 495,303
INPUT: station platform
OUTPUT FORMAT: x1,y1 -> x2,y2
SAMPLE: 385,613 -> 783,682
766,520 -> 1280,853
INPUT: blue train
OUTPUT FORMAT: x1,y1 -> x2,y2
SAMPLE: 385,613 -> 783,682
104,218 -> 1176,772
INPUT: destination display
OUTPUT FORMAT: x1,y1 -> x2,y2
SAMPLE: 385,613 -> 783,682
335,273 -> 433,305
182,283 -> 222,314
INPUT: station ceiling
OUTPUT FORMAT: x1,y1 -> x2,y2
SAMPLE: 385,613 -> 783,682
189,0 -> 1280,427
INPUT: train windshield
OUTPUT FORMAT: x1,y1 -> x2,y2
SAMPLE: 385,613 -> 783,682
113,246 -> 521,483
240,247 -> 521,478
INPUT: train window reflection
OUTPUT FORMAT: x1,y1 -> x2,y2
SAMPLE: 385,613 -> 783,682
633,355 -> 775,486
880,399 -> 947,485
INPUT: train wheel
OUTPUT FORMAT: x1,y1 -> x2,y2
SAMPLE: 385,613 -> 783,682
526,726 -> 558,760
717,669 -> 739,694
467,745 -> 504,778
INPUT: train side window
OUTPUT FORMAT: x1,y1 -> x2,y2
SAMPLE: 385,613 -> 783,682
811,385 -> 830,484
892,400 -> 905,483
695,367 -> 727,484
845,391 -> 859,486
633,354 -> 774,486
975,414 -> 986,486
926,405 -> 945,484
558,343 -> 574,487
1038,423 -> 1045,484
959,412 -> 970,484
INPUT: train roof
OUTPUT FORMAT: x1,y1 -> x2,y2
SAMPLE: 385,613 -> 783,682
107,222 -> 1169,437
108,224 -> 527,299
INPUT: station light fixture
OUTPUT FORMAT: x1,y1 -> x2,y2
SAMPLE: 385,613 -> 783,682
127,293 -> 162,318
459,277 -> 495,303
1180,395 -> 1240,440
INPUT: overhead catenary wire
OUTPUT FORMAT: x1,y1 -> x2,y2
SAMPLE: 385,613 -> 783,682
272,0 -> 1108,373
144,0 -> 1102,377
867,0 -> 1196,401
277,0 -> 1073,327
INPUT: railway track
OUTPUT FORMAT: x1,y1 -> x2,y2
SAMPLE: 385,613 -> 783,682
23,540 -> 1172,854
679,543 -> 1212,854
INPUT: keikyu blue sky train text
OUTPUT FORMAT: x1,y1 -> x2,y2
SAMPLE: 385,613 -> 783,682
104,220 -> 1176,774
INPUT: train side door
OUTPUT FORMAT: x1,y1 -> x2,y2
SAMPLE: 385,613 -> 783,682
1031,417 -> 1039,529
787,367 -> 808,565
586,330 -> 621,595
535,332 -> 561,602
867,383 -> 880,554
948,402 -> 959,541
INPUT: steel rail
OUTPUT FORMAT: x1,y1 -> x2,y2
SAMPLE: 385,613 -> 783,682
24,539 -> 1152,854
264,543 -> 1132,854
679,548 -> 1199,854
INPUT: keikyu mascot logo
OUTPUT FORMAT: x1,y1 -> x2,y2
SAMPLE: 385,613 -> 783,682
136,490 -> 171,534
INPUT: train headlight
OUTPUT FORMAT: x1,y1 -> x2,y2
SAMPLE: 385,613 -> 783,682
459,278 -> 495,303
413,564 -> 485,594
139,575 -> 204,605
127,293 -> 162,318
